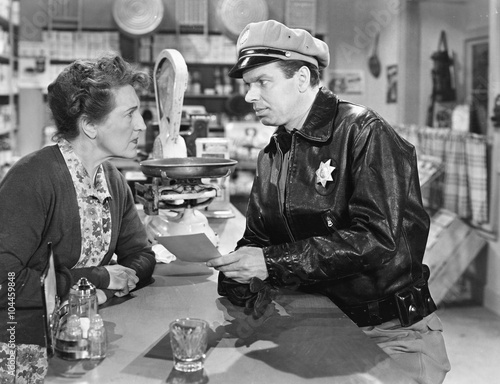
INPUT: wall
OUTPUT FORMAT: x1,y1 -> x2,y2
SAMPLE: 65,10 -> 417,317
326,0 -> 401,124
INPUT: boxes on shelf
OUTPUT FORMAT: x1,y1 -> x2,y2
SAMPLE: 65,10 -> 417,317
152,34 -> 178,60
43,31 -> 121,61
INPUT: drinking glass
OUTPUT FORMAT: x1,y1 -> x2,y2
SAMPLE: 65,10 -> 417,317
170,318 -> 208,372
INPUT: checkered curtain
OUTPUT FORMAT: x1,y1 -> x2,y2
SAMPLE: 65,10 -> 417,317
394,125 -> 489,224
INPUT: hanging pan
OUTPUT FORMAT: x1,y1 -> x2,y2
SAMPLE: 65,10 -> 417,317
368,32 -> 381,78
112,0 -> 164,37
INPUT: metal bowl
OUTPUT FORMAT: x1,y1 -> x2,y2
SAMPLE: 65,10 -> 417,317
140,157 -> 238,179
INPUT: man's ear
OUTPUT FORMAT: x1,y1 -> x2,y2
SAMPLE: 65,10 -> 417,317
80,116 -> 97,139
297,66 -> 311,93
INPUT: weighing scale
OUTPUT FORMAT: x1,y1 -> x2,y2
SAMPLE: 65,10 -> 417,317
135,49 -> 237,247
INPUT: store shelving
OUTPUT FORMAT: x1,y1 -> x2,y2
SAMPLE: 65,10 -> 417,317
0,0 -> 18,146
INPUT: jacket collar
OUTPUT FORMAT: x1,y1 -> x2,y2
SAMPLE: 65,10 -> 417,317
266,87 -> 338,152
297,87 -> 338,142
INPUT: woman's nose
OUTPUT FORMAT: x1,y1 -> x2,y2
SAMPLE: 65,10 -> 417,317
136,115 -> 147,131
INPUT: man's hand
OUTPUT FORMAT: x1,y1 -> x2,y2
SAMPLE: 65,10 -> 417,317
103,264 -> 139,297
206,247 -> 268,284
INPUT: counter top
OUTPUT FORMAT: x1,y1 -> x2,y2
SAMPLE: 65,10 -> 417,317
45,206 -> 415,383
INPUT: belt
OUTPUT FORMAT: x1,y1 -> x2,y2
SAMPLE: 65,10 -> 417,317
340,279 -> 437,327
342,296 -> 401,327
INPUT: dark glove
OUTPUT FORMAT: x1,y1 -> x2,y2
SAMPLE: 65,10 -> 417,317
218,272 -> 277,318
246,277 -> 278,317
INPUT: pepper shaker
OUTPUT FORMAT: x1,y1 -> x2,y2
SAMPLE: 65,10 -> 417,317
88,314 -> 107,359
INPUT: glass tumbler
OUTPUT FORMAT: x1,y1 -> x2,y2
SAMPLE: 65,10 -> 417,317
170,318 -> 208,372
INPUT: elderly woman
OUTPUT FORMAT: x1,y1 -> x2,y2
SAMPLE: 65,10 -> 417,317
0,53 -> 156,383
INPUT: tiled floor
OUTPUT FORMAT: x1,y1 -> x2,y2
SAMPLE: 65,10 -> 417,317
437,303 -> 500,383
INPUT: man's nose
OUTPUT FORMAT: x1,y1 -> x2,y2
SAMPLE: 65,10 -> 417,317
245,84 -> 259,103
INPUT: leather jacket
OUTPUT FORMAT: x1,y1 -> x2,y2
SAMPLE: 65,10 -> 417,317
219,87 -> 433,324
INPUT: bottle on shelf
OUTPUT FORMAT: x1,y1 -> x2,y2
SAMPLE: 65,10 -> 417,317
191,70 -> 202,95
222,67 -> 232,95
214,67 -> 224,95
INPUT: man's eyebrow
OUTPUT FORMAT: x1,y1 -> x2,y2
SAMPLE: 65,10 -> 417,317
124,105 -> 138,114
245,73 -> 270,83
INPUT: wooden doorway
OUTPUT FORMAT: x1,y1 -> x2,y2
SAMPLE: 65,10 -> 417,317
466,36 -> 489,135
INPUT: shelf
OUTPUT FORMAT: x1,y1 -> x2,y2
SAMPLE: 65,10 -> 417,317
141,93 -> 229,101
185,94 -> 229,99
50,59 -> 75,65
140,62 -> 234,67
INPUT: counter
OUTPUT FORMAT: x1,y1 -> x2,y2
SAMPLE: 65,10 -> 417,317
45,206 -> 415,383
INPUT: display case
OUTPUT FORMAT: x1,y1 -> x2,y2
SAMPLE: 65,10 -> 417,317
0,0 -> 18,177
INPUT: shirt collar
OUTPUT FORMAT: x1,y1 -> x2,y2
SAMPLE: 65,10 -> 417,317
58,139 -> 112,203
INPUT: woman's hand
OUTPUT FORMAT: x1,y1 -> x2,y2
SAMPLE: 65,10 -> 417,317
96,289 -> 108,304
103,264 -> 139,297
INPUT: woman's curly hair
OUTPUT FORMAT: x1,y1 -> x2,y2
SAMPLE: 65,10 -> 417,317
47,53 -> 150,141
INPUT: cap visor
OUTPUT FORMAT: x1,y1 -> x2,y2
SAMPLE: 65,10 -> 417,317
228,56 -> 281,78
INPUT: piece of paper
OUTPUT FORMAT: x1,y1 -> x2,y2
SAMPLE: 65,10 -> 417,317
157,233 -> 221,262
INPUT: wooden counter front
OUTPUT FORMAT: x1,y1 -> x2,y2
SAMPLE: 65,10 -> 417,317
45,206 -> 415,383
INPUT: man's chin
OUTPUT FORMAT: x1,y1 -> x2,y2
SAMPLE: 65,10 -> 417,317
258,117 -> 274,126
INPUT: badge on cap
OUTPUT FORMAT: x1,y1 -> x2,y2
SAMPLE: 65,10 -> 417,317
316,159 -> 335,188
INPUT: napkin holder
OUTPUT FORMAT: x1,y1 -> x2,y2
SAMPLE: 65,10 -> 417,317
41,244 -> 93,360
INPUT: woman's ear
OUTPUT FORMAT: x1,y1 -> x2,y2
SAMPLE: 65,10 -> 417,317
80,116 -> 97,139
297,66 -> 311,93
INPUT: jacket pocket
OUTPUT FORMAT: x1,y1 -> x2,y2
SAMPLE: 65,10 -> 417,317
321,210 -> 338,233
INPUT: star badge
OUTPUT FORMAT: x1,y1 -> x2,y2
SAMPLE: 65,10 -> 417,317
316,159 -> 335,188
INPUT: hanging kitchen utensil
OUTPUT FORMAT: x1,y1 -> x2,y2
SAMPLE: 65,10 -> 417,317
217,0 -> 269,42
153,49 -> 189,159
368,32 -> 381,78
431,30 -> 456,102
112,0 -> 164,37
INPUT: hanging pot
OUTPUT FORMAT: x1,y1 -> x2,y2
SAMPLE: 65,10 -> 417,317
431,30 -> 456,102
368,32 -> 381,78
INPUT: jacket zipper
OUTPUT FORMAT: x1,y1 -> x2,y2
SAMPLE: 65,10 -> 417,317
274,135 -> 296,242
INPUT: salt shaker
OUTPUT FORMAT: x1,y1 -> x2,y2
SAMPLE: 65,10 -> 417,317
69,277 -> 98,338
88,314 -> 107,359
